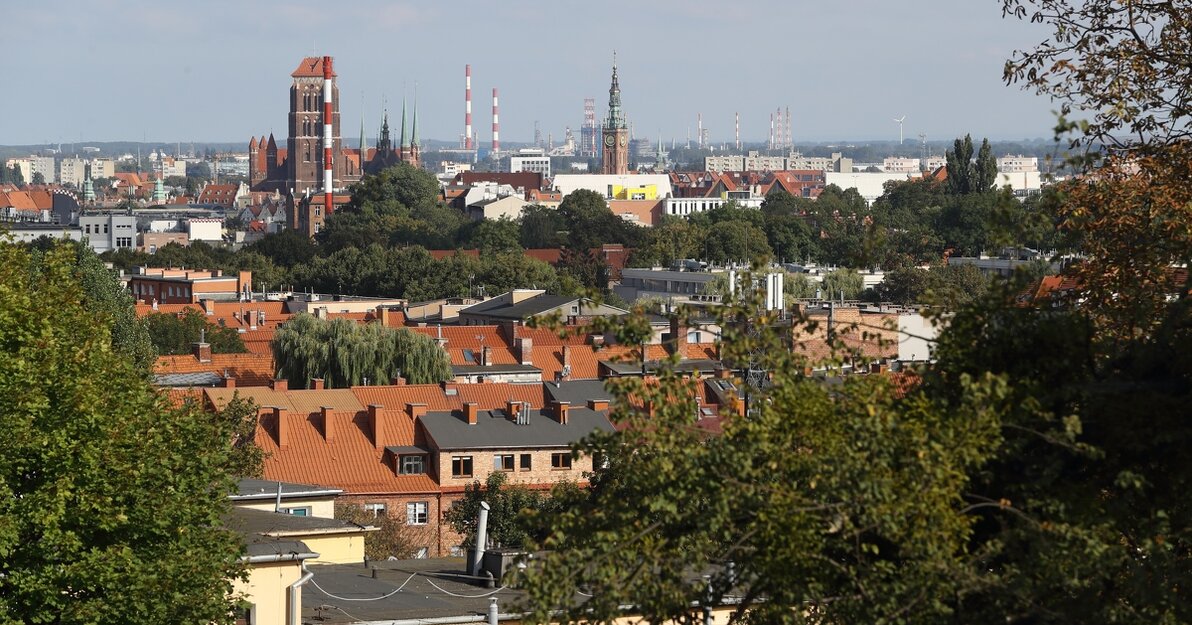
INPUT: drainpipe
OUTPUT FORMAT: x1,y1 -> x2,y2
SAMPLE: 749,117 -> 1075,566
471,501 -> 490,577
289,562 -> 315,625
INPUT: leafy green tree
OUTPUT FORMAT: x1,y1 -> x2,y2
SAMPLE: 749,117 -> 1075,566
946,134 -> 997,195
518,297 -> 1006,625
245,228 -> 318,268
631,216 -> 706,268
445,472 -> 580,550
0,240 -> 245,625
144,309 -> 248,356
466,217 -> 522,253
702,220 -> 772,265
520,204 -> 566,248
335,503 -> 418,560
557,247 -> 609,291
26,238 -> 155,371
346,162 -> 440,213
820,268 -> 865,300
30,171 -> 45,185
272,314 -> 451,388
217,393 -> 266,479
557,189 -> 642,250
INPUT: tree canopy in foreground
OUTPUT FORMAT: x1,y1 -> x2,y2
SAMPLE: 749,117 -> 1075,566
0,240 -> 245,625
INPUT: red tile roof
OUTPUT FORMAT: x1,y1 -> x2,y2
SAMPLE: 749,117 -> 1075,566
292,56 -> 336,78
155,352 -> 276,386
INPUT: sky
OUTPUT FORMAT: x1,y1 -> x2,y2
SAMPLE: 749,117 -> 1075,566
1,0 -> 1061,147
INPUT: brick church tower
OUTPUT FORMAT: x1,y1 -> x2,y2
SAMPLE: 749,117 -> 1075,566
288,57 -> 346,195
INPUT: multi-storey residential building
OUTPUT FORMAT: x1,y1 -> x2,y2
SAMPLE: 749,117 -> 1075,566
128,267 -> 251,304
882,157 -> 921,173
997,155 -> 1039,173
78,212 -> 137,253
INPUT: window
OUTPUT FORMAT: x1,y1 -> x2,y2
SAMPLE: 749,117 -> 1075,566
281,506 -> 311,516
364,503 -> 387,518
103,224 -> 109,234
400,455 -> 425,475
406,501 -> 428,525
520,453 -> 532,471
451,456 -> 473,478
493,454 -> 514,472
551,452 -> 572,470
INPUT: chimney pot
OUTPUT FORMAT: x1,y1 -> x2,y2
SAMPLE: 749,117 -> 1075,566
223,375 -> 236,389
464,402 -> 479,425
482,346 -> 492,367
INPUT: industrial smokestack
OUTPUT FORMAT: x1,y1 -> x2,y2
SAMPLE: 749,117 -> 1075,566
735,112 -> 740,151
322,56 -> 334,215
775,107 -> 783,150
464,65 -> 473,150
769,113 -> 775,151
491,87 -> 500,153
697,113 -> 703,150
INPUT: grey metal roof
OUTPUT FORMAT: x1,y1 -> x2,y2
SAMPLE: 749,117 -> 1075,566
385,445 -> 431,456
545,379 -> 614,406
419,406 -> 615,450
451,364 -> 542,375
460,294 -> 581,319
154,371 -> 224,387
244,539 -> 315,559
601,358 -> 723,376
233,478 -> 343,501
226,507 -> 371,536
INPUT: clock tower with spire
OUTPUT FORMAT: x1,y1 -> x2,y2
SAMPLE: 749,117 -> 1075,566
601,54 -> 630,175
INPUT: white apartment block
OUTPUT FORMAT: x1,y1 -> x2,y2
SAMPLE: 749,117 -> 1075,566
6,156 -> 56,184
663,193 -> 763,217
510,149 -> 551,177
78,213 -> 137,253
997,155 -> 1038,173
58,158 -> 88,187
923,156 -> 947,171
882,157 -> 921,173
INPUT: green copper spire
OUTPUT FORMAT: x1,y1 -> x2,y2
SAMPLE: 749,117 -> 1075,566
606,51 -> 626,130
360,109 -> 367,153
412,85 -> 419,147
400,97 -> 410,149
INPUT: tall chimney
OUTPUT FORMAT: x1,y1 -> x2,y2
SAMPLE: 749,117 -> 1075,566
769,113 -> 775,151
516,336 -> 533,366
481,346 -> 492,367
464,402 -> 479,425
561,345 -> 571,368
192,341 -> 211,363
322,55 -> 335,216
734,112 -> 740,151
491,88 -> 500,153
464,65 -> 473,150
321,406 -> 335,442
369,404 -> 385,448
273,406 -> 289,449
668,316 -> 687,356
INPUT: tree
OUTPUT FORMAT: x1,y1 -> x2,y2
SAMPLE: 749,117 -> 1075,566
0,240 -> 245,625
702,220 -> 772,265
245,228 -> 317,268
335,503 -> 419,560
217,393 -> 266,479
945,134 -> 997,195
820,268 -> 865,301
520,204 -> 566,248
1002,0 -> 1192,153
271,314 -> 451,388
26,238 -> 156,371
444,472 -> 580,550
518,298 -> 1006,625
30,171 -> 45,185
465,217 -> 521,254
144,309 -> 248,356
347,162 -> 440,213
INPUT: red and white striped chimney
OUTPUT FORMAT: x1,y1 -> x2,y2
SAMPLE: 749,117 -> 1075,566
769,113 -> 775,150
464,65 -> 473,150
735,112 -> 740,151
322,56 -> 334,215
491,87 -> 500,153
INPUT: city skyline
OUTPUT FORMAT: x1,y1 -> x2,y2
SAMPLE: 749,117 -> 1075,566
3,0 -> 1059,146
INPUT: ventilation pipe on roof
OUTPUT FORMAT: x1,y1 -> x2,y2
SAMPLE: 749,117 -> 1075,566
471,501 -> 491,577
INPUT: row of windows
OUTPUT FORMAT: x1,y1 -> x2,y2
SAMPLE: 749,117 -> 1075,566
362,501 -> 429,525
132,282 -> 190,298
451,453 -> 572,477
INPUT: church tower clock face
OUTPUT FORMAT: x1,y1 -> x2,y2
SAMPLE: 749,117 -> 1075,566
605,134 -> 615,147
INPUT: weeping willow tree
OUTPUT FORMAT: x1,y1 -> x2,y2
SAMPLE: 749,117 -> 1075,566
271,314 -> 451,388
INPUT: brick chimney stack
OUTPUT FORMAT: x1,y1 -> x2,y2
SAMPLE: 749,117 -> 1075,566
272,406 -> 289,449
555,401 -> 570,425
516,337 -> 533,366
369,404 -> 385,448
667,315 -> 687,356
464,402 -> 479,425
192,341 -> 212,363
482,346 -> 492,367
321,406 -> 335,442
271,378 -> 288,391
311,378 -> 325,390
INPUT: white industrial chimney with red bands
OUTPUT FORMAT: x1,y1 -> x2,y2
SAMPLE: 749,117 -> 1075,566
322,56 -> 334,214
465,65 -> 473,150
491,87 -> 500,153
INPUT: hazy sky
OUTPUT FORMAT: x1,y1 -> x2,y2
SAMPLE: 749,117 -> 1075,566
2,0 -> 1060,147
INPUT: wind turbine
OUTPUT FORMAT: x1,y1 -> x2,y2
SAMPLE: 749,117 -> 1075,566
894,115 -> 906,145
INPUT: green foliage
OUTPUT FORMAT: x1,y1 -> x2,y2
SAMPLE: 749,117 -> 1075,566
518,295 -> 1007,625
0,240 -> 245,625
144,309 -> 248,356
26,238 -> 155,371
465,217 -> 521,254
271,314 -> 451,388
216,393 -> 266,479
945,134 -> 998,195
334,503 -> 418,560
820,268 -> 865,301
557,189 -> 643,250
445,472 -> 581,550
519,204 -> 566,248
872,264 -> 990,307
245,228 -> 318,268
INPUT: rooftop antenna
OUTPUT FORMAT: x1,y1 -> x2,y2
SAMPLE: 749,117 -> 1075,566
894,115 -> 906,145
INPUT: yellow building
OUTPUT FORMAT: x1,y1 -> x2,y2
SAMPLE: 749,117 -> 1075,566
609,183 -> 658,200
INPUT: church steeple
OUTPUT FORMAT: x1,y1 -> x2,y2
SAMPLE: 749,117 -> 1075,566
378,111 -> 391,152
606,51 -> 626,130
400,97 -> 410,149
